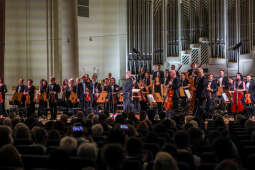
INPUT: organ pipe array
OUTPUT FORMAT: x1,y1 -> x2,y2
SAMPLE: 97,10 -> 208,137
127,0 -> 255,71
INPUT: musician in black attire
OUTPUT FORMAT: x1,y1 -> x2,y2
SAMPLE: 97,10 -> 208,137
194,68 -> 208,121
24,79 -> 36,118
90,74 -> 102,111
0,78 -> 7,116
61,79 -> 69,108
245,75 -> 255,117
179,73 -> 190,111
163,69 -> 170,86
77,75 -> 91,114
47,77 -> 61,120
38,79 -> 48,117
137,67 -> 146,81
207,74 -> 218,114
217,69 -> 229,90
66,79 -> 78,115
15,78 -> 26,107
188,63 -> 197,76
166,70 -> 180,113
108,77 -> 119,113
122,72 -> 134,113
153,65 -> 164,84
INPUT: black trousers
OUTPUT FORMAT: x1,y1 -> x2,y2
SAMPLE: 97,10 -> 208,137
49,102 -> 57,120
26,103 -> 35,118
38,101 -> 48,116
0,101 -> 5,115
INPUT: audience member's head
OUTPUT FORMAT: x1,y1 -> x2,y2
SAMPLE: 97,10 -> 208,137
13,123 -> 32,141
59,136 -> 78,155
215,159 -> 239,170
153,152 -> 178,170
102,144 -> 125,170
126,137 -> 143,158
0,125 -> 13,148
175,130 -> 190,150
77,142 -> 98,162
2,117 -> 13,128
31,126 -> 48,146
0,144 -> 23,167
91,124 -> 104,137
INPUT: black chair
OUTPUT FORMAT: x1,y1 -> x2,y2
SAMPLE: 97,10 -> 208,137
200,152 -> 217,163
122,159 -> 143,170
14,139 -> 33,146
178,162 -> 190,170
198,163 -> 216,170
22,154 -> 48,170
143,143 -> 160,158
16,145 -> 46,155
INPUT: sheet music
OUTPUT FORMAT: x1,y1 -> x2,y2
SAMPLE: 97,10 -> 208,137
147,94 -> 156,103
132,89 -> 141,93
184,89 -> 192,99
222,92 -> 230,102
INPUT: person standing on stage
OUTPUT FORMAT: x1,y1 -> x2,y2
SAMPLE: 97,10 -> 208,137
137,67 -> 146,81
122,72 -> 134,113
245,75 -> 255,117
207,74 -> 218,114
15,78 -> 26,107
47,77 -> 60,120
90,74 -> 102,111
24,79 -> 36,118
217,69 -> 229,90
188,63 -> 197,77
153,64 -> 164,84
194,68 -> 208,121
108,77 -> 119,113
77,74 -> 91,114
0,78 -> 7,116
38,79 -> 48,117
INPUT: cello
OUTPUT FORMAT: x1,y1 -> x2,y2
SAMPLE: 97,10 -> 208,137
164,88 -> 174,111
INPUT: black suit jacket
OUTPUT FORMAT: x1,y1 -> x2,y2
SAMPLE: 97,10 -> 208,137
208,79 -> 218,99
122,78 -> 133,98
90,82 -> 102,94
217,76 -> 229,90
77,82 -> 91,100
196,76 -> 208,99
16,85 -> 26,93
246,80 -> 255,103
47,83 -> 61,99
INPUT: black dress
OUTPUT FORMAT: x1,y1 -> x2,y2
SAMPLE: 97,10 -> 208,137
25,86 -> 36,117
38,85 -> 48,117
0,84 -> 7,115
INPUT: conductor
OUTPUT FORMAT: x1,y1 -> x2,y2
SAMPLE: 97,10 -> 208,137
122,72 -> 134,112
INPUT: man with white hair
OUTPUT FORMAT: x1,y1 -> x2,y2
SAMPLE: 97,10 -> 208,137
122,72 -> 134,112
59,136 -> 78,155
77,142 -> 98,162
194,68 -> 208,121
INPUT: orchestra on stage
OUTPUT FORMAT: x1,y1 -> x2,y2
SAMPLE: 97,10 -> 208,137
0,63 -> 255,120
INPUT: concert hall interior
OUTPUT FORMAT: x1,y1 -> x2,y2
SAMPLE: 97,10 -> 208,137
1,0 -> 255,170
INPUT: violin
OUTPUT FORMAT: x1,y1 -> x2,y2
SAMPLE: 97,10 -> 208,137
245,93 -> 252,105
69,92 -> 78,104
11,92 -> 23,104
36,92 -> 47,104
49,91 -> 57,103
26,95 -> 31,105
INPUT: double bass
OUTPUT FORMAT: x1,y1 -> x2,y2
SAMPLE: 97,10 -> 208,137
0,93 -> 3,103
231,90 -> 244,113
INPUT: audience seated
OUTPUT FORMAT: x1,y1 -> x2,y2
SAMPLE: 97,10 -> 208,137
0,111 -> 254,170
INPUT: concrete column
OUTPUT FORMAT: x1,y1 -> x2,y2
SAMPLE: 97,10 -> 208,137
0,0 -> 5,80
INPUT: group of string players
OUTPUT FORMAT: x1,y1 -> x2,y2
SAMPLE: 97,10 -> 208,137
0,63 -> 255,120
